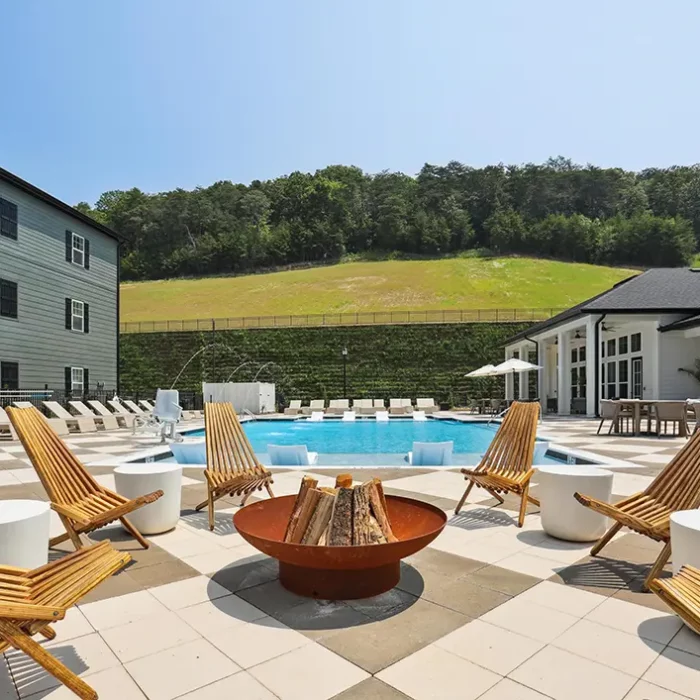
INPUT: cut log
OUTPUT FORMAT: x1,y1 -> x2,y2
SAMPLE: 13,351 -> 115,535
318,524 -> 330,546
320,487 -> 338,496
369,480 -> 398,543
368,515 -> 387,544
284,476 -> 318,542
328,487 -> 354,546
335,474 -> 353,489
352,482 -> 374,545
301,491 -> 335,544
288,488 -> 323,544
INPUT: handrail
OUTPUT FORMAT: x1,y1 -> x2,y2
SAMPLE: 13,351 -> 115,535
120,307 -> 564,334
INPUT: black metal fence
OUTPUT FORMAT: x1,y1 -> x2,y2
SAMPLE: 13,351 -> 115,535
120,307 -> 565,334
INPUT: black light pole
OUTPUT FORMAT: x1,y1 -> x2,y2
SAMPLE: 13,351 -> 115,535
341,347 -> 348,398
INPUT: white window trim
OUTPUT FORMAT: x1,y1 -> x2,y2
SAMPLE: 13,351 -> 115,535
71,233 -> 85,267
71,367 -> 84,393
71,300 -> 84,332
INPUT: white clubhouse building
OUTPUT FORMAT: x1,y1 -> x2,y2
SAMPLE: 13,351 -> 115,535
504,268 -> 700,416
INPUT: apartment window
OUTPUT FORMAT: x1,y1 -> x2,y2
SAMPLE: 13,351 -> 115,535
0,280 -> 18,319
631,333 -> 642,353
65,298 -> 89,333
618,336 -> 628,355
65,231 -> 90,269
71,367 -> 84,392
0,198 -> 18,240
0,362 -> 18,390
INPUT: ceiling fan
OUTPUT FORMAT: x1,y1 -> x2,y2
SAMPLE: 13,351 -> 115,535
600,322 -> 617,333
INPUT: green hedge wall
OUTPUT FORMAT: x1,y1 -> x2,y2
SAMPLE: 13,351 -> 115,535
119,322 -> 530,406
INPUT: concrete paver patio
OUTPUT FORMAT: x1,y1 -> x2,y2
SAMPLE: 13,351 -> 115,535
0,418 -> 697,698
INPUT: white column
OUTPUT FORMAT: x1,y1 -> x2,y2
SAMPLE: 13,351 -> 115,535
585,317 -> 597,416
505,349 -> 514,401
557,332 -> 570,415
518,342 -> 529,399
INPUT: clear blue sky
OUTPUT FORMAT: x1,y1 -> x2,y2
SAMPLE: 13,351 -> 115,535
3,0 -> 699,204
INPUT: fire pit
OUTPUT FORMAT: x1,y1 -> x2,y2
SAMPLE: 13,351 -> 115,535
233,494 -> 447,599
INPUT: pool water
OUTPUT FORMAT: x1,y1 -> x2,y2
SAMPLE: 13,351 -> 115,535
180,418 -> 564,467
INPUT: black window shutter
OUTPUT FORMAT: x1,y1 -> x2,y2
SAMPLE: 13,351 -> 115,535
65,298 -> 72,329
84,239 -> 90,269
65,231 -> 72,262
83,368 -> 89,392
84,303 -> 89,333
65,367 -> 71,394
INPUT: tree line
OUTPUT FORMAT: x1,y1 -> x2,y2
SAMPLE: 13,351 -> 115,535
75,157 -> 700,280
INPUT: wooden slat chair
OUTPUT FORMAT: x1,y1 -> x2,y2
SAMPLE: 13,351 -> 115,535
574,427 -> 700,589
6,406 -> 163,550
649,565 -> 700,635
455,401 -> 541,527
195,402 -> 274,530
0,541 -> 130,700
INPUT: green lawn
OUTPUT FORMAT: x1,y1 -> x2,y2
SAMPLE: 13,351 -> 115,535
120,257 -> 637,323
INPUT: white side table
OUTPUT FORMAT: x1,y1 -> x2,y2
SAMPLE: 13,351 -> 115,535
114,464 -> 183,535
0,500 -> 50,568
538,465 -> 614,542
670,510 -> 700,574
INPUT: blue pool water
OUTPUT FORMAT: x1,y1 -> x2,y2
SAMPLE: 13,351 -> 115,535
178,418 -> 564,467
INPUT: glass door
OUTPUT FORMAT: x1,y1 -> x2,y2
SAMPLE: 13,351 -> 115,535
631,357 -> 643,399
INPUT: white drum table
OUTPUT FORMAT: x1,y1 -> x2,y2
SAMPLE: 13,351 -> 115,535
538,465 -> 614,542
670,510 -> 700,574
114,464 -> 182,535
0,500 -> 50,568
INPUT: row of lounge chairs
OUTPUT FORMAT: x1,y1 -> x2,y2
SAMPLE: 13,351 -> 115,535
285,397 -> 438,416
0,396 -> 204,439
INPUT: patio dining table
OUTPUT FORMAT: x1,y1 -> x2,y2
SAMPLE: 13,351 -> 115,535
613,399 -> 687,437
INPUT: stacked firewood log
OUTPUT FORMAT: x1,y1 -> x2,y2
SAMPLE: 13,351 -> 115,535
283,474 -> 398,546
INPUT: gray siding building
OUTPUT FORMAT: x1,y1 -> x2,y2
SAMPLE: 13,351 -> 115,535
0,167 -> 122,394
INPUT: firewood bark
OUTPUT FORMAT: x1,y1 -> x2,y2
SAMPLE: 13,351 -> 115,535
369,480 -> 398,543
328,487 -> 354,546
301,491 -> 335,544
335,474 -> 353,488
284,476 -> 318,542
352,482 -> 374,545
288,488 -> 323,544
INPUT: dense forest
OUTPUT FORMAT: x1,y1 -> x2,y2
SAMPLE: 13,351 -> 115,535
75,158 -> 700,281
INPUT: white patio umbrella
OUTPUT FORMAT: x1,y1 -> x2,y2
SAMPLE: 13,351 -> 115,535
493,358 -> 542,375
465,364 -> 499,378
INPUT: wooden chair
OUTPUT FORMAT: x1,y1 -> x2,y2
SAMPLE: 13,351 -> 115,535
0,541 -> 130,700
195,402 -> 275,530
649,565 -> 700,635
6,406 -> 163,550
574,427 -> 700,589
455,401 -> 541,527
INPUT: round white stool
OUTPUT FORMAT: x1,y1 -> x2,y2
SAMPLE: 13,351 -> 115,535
670,510 -> 700,574
538,465 -> 614,542
114,464 -> 183,535
0,500 -> 50,568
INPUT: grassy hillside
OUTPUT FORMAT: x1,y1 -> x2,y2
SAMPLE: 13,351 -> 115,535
120,257 -> 636,323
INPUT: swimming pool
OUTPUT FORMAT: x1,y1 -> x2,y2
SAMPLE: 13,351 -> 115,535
174,418 -> 565,467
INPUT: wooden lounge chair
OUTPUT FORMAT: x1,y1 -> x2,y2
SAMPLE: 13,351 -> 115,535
195,402 -> 274,530
6,406 -> 163,550
455,401 -> 541,527
574,427 -> 700,589
649,564 -> 700,634
0,541 -> 130,700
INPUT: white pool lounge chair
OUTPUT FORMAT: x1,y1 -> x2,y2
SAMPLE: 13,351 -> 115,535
268,444 -> 319,466
416,398 -> 438,414
342,411 -> 356,422
373,399 -> 386,410
390,398 -> 412,415
327,399 -> 350,415
302,399 -> 325,415
353,399 -> 374,415
122,399 -> 148,416
0,406 -> 17,440
12,402 -> 34,409
69,401 -> 120,431
408,441 -> 453,466
376,410 -> 389,422
413,410 -> 427,422
139,399 -> 155,412
284,400 -> 303,416
309,411 -> 324,422
92,400 -> 135,428
43,401 -> 98,433
46,418 -> 70,436
402,398 -> 414,413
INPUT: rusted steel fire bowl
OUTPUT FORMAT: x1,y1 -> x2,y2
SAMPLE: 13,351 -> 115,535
233,494 -> 447,600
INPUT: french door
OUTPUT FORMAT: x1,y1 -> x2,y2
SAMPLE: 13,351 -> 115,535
631,357 -> 643,399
